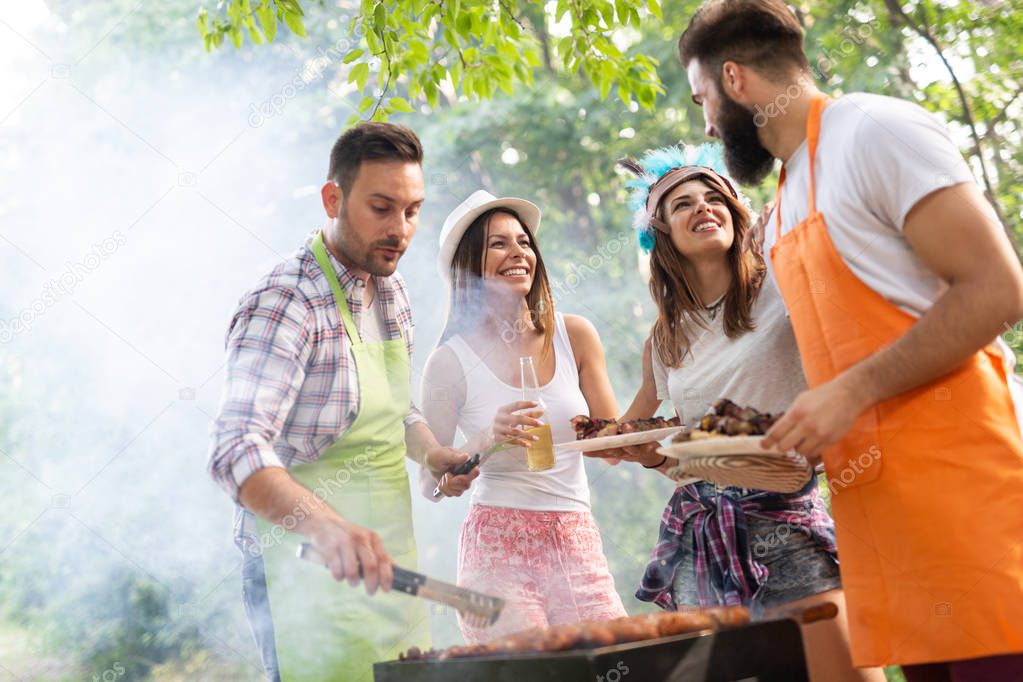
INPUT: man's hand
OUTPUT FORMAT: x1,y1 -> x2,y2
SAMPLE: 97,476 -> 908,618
761,375 -> 872,466
306,516 -> 393,595
424,446 -> 479,498
434,467 -> 480,497
239,468 -> 396,596
424,446 -> 470,479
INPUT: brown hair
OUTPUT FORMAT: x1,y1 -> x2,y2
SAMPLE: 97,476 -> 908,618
327,122 -> 423,195
678,0 -> 809,83
439,209 -> 556,358
649,173 -> 765,367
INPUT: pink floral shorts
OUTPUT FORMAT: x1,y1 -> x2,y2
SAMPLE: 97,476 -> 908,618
457,504 -> 627,644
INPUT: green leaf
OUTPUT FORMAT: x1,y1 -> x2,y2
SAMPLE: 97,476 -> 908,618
598,60 -> 615,99
555,0 -> 569,21
614,0 -> 628,24
498,75 -> 514,95
617,83 -> 631,105
456,12 -> 472,37
358,95 -> 376,114
245,18 -> 264,45
373,3 -> 386,33
637,84 -> 656,109
349,62 -> 370,89
229,25 -> 243,48
389,97 -> 414,112
424,80 -> 439,108
342,49 -> 364,64
255,5 -> 276,41
557,36 -> 572,59
196,8 -> 208,37
407,39 -> 429,63
594,35 -> 622,59
449,57 -> 463,86
283,10 -> 307,37
646,0 -> 662,19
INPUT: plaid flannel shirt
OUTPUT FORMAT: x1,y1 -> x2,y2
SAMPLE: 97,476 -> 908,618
207,230 -> 425,551
636,477 -> 837,610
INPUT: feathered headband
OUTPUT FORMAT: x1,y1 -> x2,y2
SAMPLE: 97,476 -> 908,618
619,144 -> 749,253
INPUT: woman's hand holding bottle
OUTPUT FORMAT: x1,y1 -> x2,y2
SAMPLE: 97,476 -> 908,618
491,400 -> 544,448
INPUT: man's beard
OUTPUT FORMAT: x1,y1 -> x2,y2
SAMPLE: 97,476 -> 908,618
717,90 -> 776,186
337,204 -> 404,276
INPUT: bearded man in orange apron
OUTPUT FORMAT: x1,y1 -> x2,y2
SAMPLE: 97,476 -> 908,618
677,2 -> 1023,679
208,122 -> 477,681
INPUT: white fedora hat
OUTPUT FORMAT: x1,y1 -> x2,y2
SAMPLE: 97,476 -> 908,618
437,190 -> 542,282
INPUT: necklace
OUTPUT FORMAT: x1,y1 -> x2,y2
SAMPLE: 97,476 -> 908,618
704,295 -> 726,321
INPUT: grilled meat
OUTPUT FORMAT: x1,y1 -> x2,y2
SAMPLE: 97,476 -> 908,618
405,606 -> 750,660
673,401 -> 781,443
571,415 -> 681,440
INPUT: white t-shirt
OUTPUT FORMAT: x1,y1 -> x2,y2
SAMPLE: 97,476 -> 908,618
443,313 -> 592,512
768,92 -> 1023,423
358,291 -> 389,342
652,275 -> 807,425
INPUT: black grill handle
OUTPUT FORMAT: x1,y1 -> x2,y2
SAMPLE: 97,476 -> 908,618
390,565 -> 425,596
451,453 -> 482,476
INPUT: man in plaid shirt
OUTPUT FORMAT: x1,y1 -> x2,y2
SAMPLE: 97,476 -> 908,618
208,122 -> 477,680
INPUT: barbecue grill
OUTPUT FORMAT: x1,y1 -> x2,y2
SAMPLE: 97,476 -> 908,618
373,618 -> 808,682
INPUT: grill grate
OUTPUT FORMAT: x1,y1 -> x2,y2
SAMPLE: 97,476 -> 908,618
373,619 -> 808,682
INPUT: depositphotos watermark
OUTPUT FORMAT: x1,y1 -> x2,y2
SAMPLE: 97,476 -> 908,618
257,453 -> 371,551
248,30 -> 363,127
0,231 -> 127,344
826,444 -> 882,496
596,660 -> 630,682
753,15 -> 876,127
91,662 -> 125,682
548,229 -> 632,301
752,518 -> 805,559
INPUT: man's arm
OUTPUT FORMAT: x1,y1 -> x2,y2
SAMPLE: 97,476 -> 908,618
764,182 -> 1023,458
238,468 -> 393,595
208,285 -> 392,594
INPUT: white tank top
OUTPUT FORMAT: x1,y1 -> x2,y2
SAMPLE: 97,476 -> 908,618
444,313 -> 591,511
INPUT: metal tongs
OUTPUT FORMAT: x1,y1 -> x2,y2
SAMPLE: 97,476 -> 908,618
297,543 -> 504,628
431,435 -> 519,498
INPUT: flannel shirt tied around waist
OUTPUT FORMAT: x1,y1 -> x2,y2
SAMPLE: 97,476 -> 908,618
636,476 -> 837,610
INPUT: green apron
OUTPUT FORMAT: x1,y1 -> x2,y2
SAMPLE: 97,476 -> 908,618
258,233 -> 430,681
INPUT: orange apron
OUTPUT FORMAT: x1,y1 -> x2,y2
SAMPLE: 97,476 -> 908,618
770,94 -> 1023,666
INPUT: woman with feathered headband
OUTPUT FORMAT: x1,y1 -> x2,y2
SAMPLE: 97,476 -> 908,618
599,145 -> 882,682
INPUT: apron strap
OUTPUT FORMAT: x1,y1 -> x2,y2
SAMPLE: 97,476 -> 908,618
311,231 -> 363,347
774,93 -> 829,242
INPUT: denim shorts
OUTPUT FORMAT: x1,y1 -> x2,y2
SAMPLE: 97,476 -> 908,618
671,494 -> 841,610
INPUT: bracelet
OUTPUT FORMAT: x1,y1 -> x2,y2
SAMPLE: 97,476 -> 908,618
643,455 -> 668,469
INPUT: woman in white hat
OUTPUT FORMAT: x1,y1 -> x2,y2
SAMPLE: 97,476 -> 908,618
420,190 -> 627,643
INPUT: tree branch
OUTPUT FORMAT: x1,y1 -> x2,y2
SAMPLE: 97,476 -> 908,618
883,0 -> 1007,229
985,85 -> 1023,134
